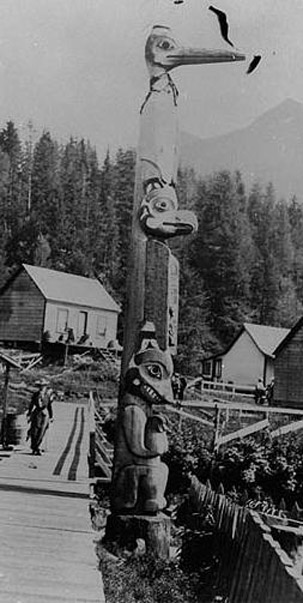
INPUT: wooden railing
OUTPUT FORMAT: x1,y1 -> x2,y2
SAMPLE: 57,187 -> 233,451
189,476 -> 303,602
187,377 -> 254,400
88,390 -> 113,480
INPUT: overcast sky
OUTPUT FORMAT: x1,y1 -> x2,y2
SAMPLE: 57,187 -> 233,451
0,0 -> 301,160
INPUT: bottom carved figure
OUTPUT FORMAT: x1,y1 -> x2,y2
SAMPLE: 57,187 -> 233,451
112,325 -> 174,515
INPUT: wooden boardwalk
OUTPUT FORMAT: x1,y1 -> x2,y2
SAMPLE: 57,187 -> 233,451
0,401 -> 104,603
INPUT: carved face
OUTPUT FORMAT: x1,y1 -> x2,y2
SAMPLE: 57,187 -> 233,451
144,26 -> 245,78
145,27 -> 179,76
125,346 -> 174,405
139,185 -> 198,239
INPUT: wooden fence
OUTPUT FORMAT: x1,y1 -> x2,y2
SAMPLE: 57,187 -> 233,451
189,476 -> 303,602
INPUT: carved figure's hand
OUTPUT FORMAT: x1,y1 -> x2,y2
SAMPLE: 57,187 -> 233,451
145,414 -> 168,455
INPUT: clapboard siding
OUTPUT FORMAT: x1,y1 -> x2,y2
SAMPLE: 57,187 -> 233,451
0,271 -> 44,342
0,265 -> 120,348
274,324 -> 303,407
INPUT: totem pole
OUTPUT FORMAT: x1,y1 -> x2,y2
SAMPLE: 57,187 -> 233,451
106,26 -> 245,556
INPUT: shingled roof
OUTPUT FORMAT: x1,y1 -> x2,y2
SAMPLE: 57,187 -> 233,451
23,264 -> 120,313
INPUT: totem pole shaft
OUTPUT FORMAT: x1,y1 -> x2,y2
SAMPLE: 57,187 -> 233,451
121,88 -> 179,376
107,25 -> 245,556
121,27 -> 245,376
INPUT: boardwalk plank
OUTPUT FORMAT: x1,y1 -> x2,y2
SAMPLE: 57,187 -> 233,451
0,401 -> 104,603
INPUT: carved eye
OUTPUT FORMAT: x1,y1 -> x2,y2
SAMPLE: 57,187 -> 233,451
145,363 -> 163,380
160,40 -> 171,50
154,199 -> 169,212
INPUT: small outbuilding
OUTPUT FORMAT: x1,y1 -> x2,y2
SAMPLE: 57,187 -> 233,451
202,322 -> 289,387
0,264 -> 120,350
274,316 -> 303,407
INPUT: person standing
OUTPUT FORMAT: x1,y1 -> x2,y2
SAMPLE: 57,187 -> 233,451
27,380 -> 54,455
266,378 -> 274,405
178,375 -> 187,401
171,373 -> 187,401
254,378 -> 266,405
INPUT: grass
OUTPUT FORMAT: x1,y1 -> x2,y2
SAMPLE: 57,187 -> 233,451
98,549 -> 205,603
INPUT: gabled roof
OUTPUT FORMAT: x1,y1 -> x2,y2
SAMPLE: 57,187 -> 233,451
22,264 -> 120,313
243,323 -> 290,358
206,322 -> 290,360
274,316 -> 303,356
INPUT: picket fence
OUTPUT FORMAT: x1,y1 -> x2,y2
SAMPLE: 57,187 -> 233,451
189,476 -> 303,602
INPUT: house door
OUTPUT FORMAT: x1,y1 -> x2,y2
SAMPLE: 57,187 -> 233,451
78,311 -> 88,338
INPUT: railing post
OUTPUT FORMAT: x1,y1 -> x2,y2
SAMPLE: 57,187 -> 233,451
1,364 -> 10,449
88,391 -> 96,478
213,405 -> 221,453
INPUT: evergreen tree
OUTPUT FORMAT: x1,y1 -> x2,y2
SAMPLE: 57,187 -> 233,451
94,151 -> 120,295
271,198 -> 297,326
177,263 -> 220,374
288,196 -> 303,310
53,138 -> 95,275
248,183 -> 296,325
189,171 -> 254,342
171,167 -> 219,372
0,125 -> 298,365
5,216 -> 40,266
0,121 -> 23,235
110,148 -> 136,292
0,150 -> 10,234
31,131 -> 60,233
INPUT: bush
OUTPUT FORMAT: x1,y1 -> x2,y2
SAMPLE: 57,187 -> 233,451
208,433 -> 303,507
163,413 -> 213,495
165,414 -> 303,508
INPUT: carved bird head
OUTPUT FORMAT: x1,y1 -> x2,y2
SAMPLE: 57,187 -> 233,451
139,184 -> 198,239
145,25 -> 245,78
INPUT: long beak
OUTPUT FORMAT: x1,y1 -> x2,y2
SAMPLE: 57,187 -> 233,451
167,47 -> 245,67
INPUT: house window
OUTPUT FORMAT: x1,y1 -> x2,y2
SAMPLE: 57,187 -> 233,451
202,360 -> 212,377
78,311 -> 88,338
56,308 -> 69,333
215,359 -> 222,379
97,315 -> 107,337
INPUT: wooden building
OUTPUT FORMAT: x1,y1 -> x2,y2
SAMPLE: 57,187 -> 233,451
202,322 -> 289,388
274,316 -> 303,407
0,264 -> 120,350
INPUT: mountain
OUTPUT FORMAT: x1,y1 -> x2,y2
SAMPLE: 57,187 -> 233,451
180,99 -> 303,201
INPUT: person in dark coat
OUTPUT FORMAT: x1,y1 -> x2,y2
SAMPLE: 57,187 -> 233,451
266,378 -> 274,405
27,380 -> 54,455
171,373 -> 187,401
254,378 -> 266,405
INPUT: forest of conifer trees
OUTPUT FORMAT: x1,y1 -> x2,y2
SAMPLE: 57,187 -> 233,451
1,120 -> 303,374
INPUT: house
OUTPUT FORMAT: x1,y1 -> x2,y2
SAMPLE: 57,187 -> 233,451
274,316 -> 303,407
202,322 -> 290,387
0,264 -> 120,350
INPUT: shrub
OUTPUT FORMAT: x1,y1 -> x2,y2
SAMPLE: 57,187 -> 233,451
163,413 -> 213,495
